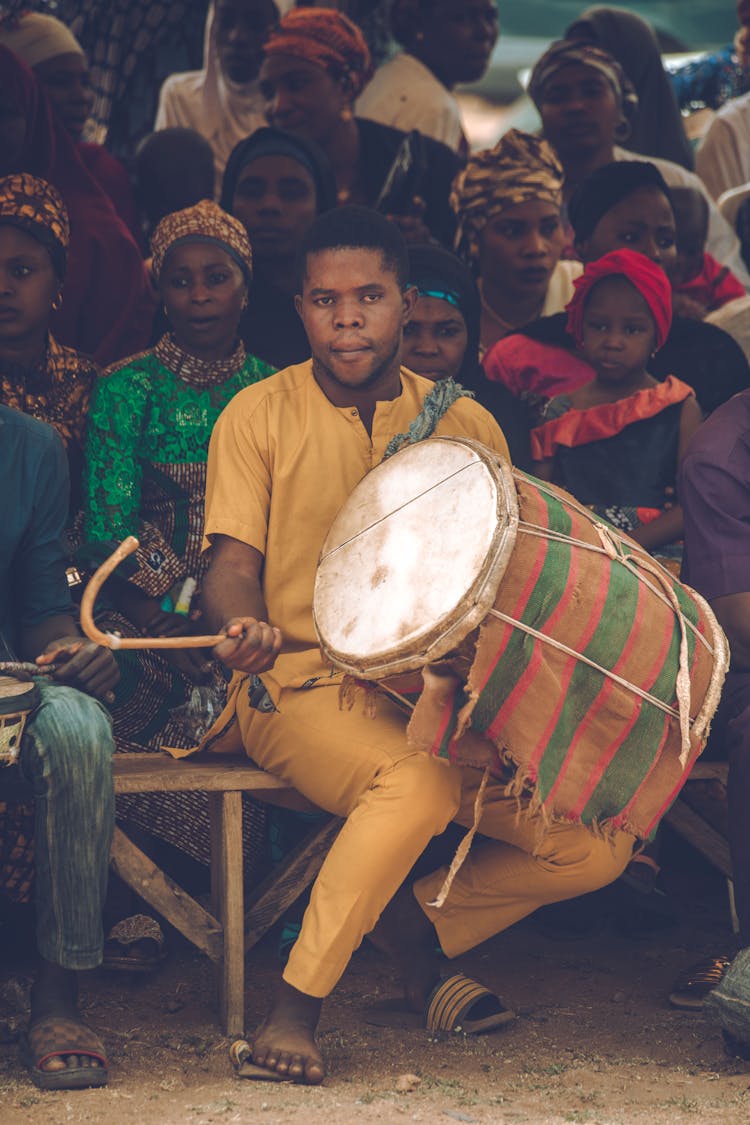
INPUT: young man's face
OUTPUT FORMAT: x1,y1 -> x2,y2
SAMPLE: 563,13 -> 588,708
296,247 -> 417,403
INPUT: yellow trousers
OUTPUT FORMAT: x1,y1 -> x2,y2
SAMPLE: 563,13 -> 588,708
231,683 -> 633,998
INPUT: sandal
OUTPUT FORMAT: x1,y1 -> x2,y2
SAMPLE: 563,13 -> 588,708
366,972 -> 515,1034
102,914 -> 166,973
669,954 -> 732,1010
19,1015 -> 108,1090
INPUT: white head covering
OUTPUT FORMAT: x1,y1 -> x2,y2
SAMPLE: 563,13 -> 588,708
0,12 -> 85,68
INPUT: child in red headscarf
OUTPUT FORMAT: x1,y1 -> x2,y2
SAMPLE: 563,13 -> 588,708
531,249 -> 704,559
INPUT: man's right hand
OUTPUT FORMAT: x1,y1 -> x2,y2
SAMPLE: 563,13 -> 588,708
213,617 -> 282,674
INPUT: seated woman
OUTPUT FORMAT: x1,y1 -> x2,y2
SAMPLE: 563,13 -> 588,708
0,11 -> 141,243
531,250 -> 702,561
220,126 -> 337,368
81,201 -> 273,881
484,160 -> 750,420
355,0 -> 498,155
450,129 -> 582,357
0,47 -> 154,366
404,242 -> 532,468
155,0 -> 279,197
258,7 -> 461,247
564,6 -> 693,170
527,38 -> 750,287
0,172 -> 96,508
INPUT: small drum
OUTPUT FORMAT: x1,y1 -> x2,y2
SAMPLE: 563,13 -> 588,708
0,676 -> 39,768
314,437 -> 729,840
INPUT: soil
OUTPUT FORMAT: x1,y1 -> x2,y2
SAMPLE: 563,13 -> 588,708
1,850 -> 748,1125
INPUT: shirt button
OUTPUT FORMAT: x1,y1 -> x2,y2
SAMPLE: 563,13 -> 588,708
351,409 -> 358,416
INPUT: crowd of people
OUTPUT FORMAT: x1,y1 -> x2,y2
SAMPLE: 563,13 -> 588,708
2,0 -> 750,1095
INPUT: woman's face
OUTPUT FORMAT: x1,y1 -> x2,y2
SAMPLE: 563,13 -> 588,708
537,62 -> 622,160
259,54 -> 349,146
159,241 -> 247,358
579,187 -> 678,277
477,199 -> 565,301
0,224 -> 59,348
232,153 -> 317,263
402,294 -> 469,381
33,53 -> 94,141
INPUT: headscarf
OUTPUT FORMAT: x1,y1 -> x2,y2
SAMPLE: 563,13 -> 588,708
528,39 -> 638,133
0,46 -> 154,366
568,160 -> 671,244
0,172 -> 69,279
450,129 -> 564,262
220,126 -> 337,216
263,8 -> 372,98
566,7 -> 693,170
407,243 -> 480,383
150,199 -> 253,284
0,11 -> 85,68
565,249 -> 672,349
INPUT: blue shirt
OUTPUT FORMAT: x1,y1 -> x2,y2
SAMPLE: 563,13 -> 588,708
0,406 -> 73,658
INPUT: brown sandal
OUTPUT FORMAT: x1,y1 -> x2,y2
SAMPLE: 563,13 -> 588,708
669,955 -> 732,1010
19,1015 -> 109,1090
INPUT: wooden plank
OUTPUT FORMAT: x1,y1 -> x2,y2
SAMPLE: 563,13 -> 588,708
209,792 -> 245,1037
244,817 -> 342,952
110,826 -> 224,962
113,754 -> 294,794
687,761 -> 728,784
664,800 -> 733,878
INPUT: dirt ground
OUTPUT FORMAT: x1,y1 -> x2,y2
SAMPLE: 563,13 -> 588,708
1,848 -> 748,1125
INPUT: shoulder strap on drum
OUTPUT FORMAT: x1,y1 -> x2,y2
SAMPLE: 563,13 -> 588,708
383,378 -> 474,461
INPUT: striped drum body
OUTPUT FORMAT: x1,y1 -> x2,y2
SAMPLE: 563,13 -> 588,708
314,437 -> 729,840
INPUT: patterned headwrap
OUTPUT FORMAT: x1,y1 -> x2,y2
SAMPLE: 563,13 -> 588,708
528,40 -> 638,127
450,129 -> 564,262
150,200 -> 253,284
263,8 -> 372,99
566,248 -> 672,350
0,172 -> 70,279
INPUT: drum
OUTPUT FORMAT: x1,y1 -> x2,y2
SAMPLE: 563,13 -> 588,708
314,437 -> 729,841
0,676 -> 39,768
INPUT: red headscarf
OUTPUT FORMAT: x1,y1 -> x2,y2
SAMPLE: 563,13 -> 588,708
565,249 -> 672,351
0,47 -> 154,366
263,8 -> 372,98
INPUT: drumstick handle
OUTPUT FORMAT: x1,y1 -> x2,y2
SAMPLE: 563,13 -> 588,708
79,536 -> 228,651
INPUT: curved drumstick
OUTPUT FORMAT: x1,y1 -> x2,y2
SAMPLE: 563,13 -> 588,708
79,536 -> 228,651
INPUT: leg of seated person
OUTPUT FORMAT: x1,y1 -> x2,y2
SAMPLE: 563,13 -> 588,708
233,684 -> 462,1082
372,766 -> 633,1010
724,676 -> 750,943
18,682 -> 114,1080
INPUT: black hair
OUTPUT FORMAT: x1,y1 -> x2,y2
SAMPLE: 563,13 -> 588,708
135,128 -> 215,230
299,204 -> 409,288
670,186 -> 709,245
568,160 -> 672,244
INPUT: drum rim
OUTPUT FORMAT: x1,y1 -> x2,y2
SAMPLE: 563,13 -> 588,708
0,676 -> 40,715
314,437 -> 519,678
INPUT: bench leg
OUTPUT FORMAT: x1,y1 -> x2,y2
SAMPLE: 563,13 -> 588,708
209,791 -> 245,1037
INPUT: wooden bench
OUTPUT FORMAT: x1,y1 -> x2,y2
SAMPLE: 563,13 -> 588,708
664,761 -> 731,878
112,754 -> 340,1035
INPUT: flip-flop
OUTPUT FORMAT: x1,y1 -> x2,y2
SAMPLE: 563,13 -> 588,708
229,1039 -> 303,1082
19,1015 -> 108,1090
366,973 -> 515,1034
102,914 -> 166,973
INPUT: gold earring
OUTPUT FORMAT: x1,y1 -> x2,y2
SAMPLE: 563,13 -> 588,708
416,30 -> 425,41
340,106 -> 354,122
52,295 -> 62,311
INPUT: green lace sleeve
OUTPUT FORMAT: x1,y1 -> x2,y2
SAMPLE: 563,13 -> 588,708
83,363 -> 149,547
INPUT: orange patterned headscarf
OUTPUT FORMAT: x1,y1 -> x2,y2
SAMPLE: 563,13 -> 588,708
263,8 -> 372,98
0,172 -> 70,277
150,199 -> 253,283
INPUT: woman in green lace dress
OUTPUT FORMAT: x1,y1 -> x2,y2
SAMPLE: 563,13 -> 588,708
81,201 -> 273,874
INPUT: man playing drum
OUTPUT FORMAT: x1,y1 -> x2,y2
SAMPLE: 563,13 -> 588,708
0,406 -> 118,1088
200,206 -> 634,1084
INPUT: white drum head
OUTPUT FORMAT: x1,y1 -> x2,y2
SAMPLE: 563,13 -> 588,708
313,437 -> 518,678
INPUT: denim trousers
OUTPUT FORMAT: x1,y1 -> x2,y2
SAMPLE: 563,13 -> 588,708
15,681 -> 115,970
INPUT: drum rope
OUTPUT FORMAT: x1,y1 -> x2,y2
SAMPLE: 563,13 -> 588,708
427,765 -> 491,910
515,521 -> 715,657
486,607 -> 688,727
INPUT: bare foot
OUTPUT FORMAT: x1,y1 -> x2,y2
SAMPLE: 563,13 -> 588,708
252,981 -> 325,1084
369,885 -> 441,1011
